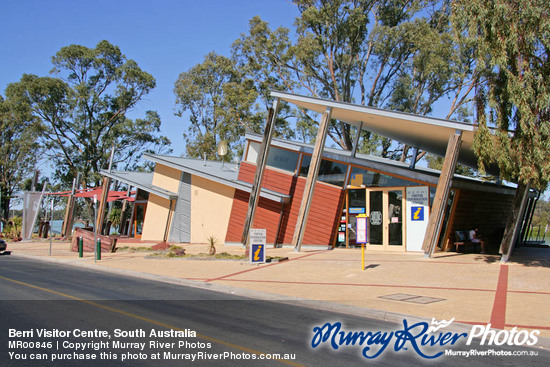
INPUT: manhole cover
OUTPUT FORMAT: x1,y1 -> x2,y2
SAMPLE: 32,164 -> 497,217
379,293 -> 445,304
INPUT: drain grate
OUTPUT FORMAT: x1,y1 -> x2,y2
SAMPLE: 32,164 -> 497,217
379,293 -> 445,304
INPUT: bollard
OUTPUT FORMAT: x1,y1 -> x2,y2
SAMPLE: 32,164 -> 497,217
78,237 -> 83,258
96,238 -> 101,261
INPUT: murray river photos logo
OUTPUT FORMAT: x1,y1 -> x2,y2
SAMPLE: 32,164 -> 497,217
311,318 -> 540,360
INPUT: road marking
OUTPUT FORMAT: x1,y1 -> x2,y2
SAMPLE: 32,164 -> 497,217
0,275 -> 304,367
206,250 -> 329,282
490,264 -> 508,329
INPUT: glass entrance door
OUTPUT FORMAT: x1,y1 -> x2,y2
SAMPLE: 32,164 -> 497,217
388,190 -> 404,247
367,188 -> 405,251
345,188 -> 366,248
368,190 -> 384,246
132,203 -> 146,239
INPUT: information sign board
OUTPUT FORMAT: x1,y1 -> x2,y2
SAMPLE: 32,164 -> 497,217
249,229 -> 266,264
356,215 -> 368,244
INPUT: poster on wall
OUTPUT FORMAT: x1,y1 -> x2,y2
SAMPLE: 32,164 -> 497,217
406,186 -> 430,252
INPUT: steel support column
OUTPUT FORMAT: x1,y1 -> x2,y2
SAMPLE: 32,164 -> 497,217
241,99 -> 280,249
422,130 -> 462,257
292,107 -> 332,252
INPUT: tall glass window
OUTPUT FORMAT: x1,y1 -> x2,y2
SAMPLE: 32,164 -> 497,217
266,146 -> 300,173
245,141 -> 260,164
300,155 -> 348,187
349,167 -> 420,187
245,141 -> 299,173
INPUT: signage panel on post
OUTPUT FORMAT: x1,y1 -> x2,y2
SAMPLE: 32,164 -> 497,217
356,215 -> 368,244
249,228 -> 266,264
356,214 -> 368,271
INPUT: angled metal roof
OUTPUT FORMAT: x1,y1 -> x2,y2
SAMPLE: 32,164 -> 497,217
143,154 -> 291,204
100,170 -> 178,200
271,91 -> 499,176
245,133 -> 514,195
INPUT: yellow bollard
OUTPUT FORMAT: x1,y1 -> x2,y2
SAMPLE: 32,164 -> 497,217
362,243 -> 365,270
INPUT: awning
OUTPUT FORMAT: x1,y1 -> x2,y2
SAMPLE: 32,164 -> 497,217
99,170 -> 179,200
271,91 -> 499,176
45,188 -> 136,202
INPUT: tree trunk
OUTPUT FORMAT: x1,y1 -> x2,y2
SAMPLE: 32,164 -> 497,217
500,182 -> 530,262
0,187 -> 10,222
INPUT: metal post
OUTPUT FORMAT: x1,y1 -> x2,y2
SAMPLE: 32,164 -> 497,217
422,130 -> 462,257
49,199 -> 53,256
351,122 -> 363,158
241,100 -> 280,249
78,236 -> 83,258
96,238 -> 101,261
292,107 -> 332,251
362,244 -> 365,270
94,194 -> 97,263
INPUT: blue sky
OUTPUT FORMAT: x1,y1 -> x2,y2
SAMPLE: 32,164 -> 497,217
0,0 -> 299,155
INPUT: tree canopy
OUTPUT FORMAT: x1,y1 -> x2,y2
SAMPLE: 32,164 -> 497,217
452,0 -> 550,190
174,52 -> 259,160
228,0 -> 477,161
0,95 -> 41,221
6,40 -> 170,189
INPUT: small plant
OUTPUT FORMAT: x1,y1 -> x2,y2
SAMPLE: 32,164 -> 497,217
4,216 -> 22,239
207,236 -> 217,256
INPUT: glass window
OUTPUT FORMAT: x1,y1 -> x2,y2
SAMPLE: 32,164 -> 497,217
300,155 -> 348,187
266,146 -> 299,173
245,141 -> 260,164
136,189 -> 149,201
245,141 -> 299,173
349,167 -> 421,187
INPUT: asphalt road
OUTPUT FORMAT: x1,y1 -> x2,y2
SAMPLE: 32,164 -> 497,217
0,255 -> 548,366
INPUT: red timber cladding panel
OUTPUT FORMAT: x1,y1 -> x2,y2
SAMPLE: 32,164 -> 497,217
226,162 -> 344,246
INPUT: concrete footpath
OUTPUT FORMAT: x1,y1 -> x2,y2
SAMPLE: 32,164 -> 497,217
3,238 -> 550,346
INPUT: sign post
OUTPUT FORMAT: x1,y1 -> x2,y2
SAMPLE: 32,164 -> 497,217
93,195 -> 98,263
249,229 -> 266,264
356,214 -> 368,270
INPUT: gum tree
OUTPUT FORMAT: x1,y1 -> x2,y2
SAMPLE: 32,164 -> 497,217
232,0 -> 477,161
6,40 -> 170,189
174,52 -> 263,160
452,0 -> 550,258
0,95 -> 41,221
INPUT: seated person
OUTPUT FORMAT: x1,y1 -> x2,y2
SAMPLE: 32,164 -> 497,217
470,228 -> 487,254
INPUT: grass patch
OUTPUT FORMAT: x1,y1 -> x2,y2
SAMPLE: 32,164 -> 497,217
116,246 -> 154,252
159,251 -> 247,260
117,245 -> 184,253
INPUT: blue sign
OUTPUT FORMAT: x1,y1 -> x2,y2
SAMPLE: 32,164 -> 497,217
349,207 -> 366,214
251,243 -> 265,263
411,206 -> 424,221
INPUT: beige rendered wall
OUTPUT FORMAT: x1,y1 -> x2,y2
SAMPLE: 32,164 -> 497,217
191,176 -> 235,244
141,194 -> 171,241
152,164 -> 181,192
141,164 -> 181,241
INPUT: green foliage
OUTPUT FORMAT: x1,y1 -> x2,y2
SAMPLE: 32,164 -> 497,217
174,52 -> 260,160
6,40 -> 171,189
108,208 -> 121,227
531,197 -> 550,227
452,0 -> 550,190
229,0 -> 477,164
3,216 -> 22,238
0,95 -> 41,219
425,154 -> 477,177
